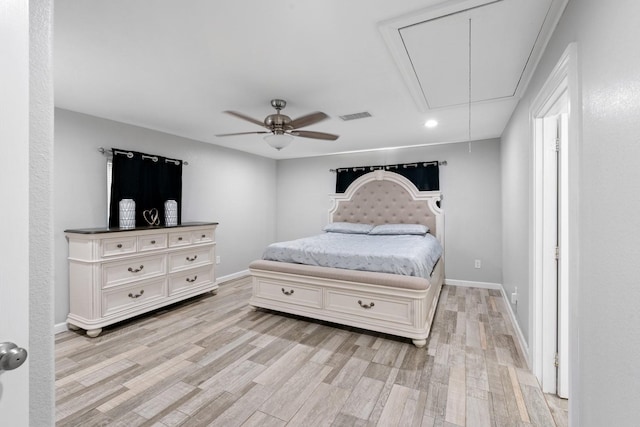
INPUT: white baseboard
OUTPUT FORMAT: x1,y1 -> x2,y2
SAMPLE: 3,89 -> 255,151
216,269 -> 250,285
499,286 -> 531,368
444,278 -> 502,290
54,322 -> 68,335
446,278 -> 530,368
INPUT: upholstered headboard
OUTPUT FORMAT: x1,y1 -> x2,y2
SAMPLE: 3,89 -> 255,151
329,170 -> 444,244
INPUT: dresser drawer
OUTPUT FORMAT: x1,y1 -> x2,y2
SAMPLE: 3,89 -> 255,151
254,279 -> 322,309
103,254 -> 166,288
325,290 -> 413,326
102,278 -> 166,317
168,231 -> 192,247
192,229 -> 214,244
102,236 -> 137,257
138,233 -> 167,252
169,265 -> 214,295
168,246 -> 213,272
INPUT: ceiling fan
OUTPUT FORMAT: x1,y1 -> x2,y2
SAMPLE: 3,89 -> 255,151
216,99 -> 339,150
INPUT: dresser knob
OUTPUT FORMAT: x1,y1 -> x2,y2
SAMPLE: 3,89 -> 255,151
117,244 -> 122,248
281,288 -> 294,296
201,234 -> 206,238
186,275 -> 198,283
150,240 -> 156,244
178,237 -> 183,241
186,255 -> 198,262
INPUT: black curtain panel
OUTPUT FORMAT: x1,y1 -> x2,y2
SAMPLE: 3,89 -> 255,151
108,149 -> 183,228
335,161 -> 440,193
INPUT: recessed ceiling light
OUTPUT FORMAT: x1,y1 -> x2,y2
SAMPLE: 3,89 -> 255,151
424,119 -> 438,128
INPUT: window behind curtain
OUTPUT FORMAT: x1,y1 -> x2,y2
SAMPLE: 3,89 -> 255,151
335,162 -> 440,193
108,149 -> 183,228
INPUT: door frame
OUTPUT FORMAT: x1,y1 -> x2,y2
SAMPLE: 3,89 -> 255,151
530,42 -> 580,408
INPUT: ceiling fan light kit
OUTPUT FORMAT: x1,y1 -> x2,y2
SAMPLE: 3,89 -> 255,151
216,99 -> 339,150
264,133 -> 293,151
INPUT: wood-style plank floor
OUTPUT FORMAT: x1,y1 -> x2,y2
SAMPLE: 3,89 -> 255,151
55,278 -> 567,426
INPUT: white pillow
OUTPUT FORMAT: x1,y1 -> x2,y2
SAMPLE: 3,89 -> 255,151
369,223 -> 429,235
323,222 -> 374,234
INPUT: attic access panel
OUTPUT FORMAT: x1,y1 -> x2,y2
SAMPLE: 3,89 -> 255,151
387,0 -> 554,110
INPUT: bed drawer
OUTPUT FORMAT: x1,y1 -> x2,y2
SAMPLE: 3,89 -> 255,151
254,279 -> 322,309
325,290 -> 413,326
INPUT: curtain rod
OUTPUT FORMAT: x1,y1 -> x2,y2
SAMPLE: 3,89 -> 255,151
98,147 -> 189,166
329,160 -> 446,173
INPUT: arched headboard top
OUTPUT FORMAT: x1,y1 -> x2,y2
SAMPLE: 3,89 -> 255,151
329,170 -> 444,244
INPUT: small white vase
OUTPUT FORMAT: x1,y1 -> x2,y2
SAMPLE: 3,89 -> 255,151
119,199 -> 136,229
165,200 -> 178,227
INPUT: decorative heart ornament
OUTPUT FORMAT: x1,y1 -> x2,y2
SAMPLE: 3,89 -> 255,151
143,208 -> 160,226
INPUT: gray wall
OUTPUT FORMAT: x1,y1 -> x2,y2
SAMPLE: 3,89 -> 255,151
277,139 -> 502,284
501,0 -> 640,424
54,109 -> 277,325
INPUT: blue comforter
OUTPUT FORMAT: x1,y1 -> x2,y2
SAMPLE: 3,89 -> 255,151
262,232 -> 442,279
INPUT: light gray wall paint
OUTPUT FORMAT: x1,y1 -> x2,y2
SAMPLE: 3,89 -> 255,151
54,109 -> 277,324
277,139 -> 502,284
501,0 -> 640,424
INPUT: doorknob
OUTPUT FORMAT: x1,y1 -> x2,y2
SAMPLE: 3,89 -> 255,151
0,342 -> 28,371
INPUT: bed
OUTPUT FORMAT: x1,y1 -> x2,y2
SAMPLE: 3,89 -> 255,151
248,170 -> 444,347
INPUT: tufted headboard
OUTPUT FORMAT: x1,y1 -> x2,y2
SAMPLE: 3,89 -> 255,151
329,170 -> 444,244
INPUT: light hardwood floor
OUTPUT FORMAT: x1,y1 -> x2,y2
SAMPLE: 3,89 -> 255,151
56,277 -> 567,426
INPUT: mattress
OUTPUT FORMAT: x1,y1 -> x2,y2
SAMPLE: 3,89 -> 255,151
262,232 -> 442,279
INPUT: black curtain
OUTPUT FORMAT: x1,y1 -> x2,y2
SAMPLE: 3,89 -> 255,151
335,161 -> 440,193
108,149 -> 183,228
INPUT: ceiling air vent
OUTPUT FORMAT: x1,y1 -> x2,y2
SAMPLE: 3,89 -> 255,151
339,111 -> 372,121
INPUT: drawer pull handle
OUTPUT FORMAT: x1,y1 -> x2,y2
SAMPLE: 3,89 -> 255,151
178,237 -> 183,241
150,240 -> 156,244
201,234 -> 206,238
186,255 -> 198,262
357,300 -> 375,309
281,288 -> 294,296
117,244 -> 123,248
186,275 -> 198,283
128,265 -> 144,273
128,290 -> 144,299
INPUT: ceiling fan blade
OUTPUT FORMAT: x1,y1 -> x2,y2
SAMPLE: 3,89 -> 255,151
223,111 -> 266,127
289,111 -> 329,129
215,131 -> 270,137
290,130 -> 339,141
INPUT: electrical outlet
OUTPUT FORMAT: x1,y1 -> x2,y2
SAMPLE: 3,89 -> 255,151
511,286 -> 518,304
474,259 -> 481,269
216,256 -> 221,264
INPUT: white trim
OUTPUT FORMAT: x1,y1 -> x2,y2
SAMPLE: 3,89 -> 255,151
54,322 -> 69,335
529,43 -> 579,409
446,279 -> 530,368
216,270 -> 250,285
499,286 -> 531,369
444,278 -> 501,290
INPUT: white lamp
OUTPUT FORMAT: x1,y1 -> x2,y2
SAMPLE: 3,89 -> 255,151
264,133 -> 293,150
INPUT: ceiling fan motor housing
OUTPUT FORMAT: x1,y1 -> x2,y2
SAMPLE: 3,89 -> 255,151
264,113 -> 292,133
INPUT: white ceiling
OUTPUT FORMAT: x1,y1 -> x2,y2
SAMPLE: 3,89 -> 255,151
54,0 -> 567,160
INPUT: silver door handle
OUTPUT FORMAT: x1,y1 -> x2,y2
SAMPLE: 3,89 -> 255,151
0,342 -> 28,371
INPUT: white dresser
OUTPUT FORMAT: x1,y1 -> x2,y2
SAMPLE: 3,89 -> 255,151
65,222 -> 218,337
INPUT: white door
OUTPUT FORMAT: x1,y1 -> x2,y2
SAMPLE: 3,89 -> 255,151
0,0 -> 31,424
